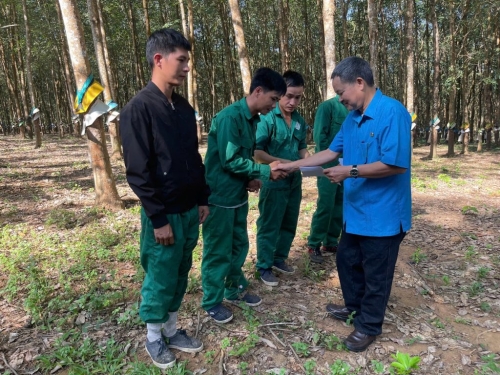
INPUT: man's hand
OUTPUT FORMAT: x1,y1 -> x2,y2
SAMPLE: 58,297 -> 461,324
324,166 -> 350,184
247,179 -> 262,193
269,161 -> 288,180
198,205 -> 210,224
154,224 -> 174,246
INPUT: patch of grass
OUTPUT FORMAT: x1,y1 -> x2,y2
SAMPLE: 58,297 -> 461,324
455,317 -> 471,325
405,336 -> 422,345
469,281 -> 484,297
410,247 -> 427,265
229,332 -> 259,357
461,205 -> 478,215
304,359 -> 317,375
442,275 -> 450,285
302,254 -> 326,282
323,334 -> 346,351
45,208 -> 77,229
329,359 -> 351,375
438,173 -> 451,184
291,341 -> 310,357
480,302 -> 491,313
478,267 -> 491,279
465,246 -> 478,261
371,359 -> 386,374
248,195 -> 259,210
37,333 -> 159,374
302,202 -> 315,213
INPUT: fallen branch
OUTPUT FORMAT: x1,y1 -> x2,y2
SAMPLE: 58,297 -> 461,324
195,310 -> 201,338
259,322 -> 298,327
0,352 -> 19,375
267,327 -> 286,348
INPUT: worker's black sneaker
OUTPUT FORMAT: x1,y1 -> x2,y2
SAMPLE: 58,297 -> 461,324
308,246 -> 324,264
226,292 -> 262,307
145,338 -> 176,369
206,303 -> 233,324
321,245 -> 338,257
259,268 -> 279,286
166,329 -> 203,353
272,261 -> 295,274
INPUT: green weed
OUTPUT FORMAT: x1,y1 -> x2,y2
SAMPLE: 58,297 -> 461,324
329,359 -> 351,375
442,275 -> 450,285
390,351 -> 421,374
478,267 -> 491,279
371,359 -> 385,374
323,334 -> 346,351
410,247 -> 427,264
469,281 -> 484,297
461,205 -> 478,215
291,341 -> 310,357
304,359 -> 317,375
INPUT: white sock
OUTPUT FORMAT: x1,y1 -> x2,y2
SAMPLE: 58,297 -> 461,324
162,311 -> 178,338
146,323 -> 163,342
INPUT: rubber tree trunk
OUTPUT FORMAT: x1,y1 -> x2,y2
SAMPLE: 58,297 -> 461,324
58,0 -> 123,210
228,0 -> 251,95
87,0 -> 122,160
323,0 -> 336,99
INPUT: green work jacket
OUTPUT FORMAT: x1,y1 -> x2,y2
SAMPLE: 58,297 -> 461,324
256,106 -> 308,189
204,98 -> 271,207
313,96 -> 348,168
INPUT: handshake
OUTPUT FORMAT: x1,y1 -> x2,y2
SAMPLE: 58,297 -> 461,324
246,160 -> 297,194
269,160 -> 297,181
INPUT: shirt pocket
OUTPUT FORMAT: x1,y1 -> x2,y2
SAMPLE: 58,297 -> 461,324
239,137 -> 254,159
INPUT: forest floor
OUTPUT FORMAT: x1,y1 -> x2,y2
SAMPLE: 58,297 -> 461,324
0,134 -> 499,375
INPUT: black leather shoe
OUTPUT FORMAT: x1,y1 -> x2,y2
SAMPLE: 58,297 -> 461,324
344,329 -> 376,352
325,303 -> 355,321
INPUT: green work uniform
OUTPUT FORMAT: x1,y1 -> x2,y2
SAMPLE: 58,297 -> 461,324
139,206 -> 200,323
202,98 -> 271,310
308,97 -> 348,248
255,106 -> 308,270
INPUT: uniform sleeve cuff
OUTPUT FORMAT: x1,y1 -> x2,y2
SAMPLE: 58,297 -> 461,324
260,165 -> 271,181
150,213 -> 169,229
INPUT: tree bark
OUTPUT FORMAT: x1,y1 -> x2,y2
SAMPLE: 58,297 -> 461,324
323,0 -> 336,99
278,0 -> 290,72
21,0 -> 42,148
367,0 -> 378,86
446,0 -> 457,156
428,1 -> 440,159
228,0 -> 251,95
143,0 -> 150,36
58,0 -> 123,210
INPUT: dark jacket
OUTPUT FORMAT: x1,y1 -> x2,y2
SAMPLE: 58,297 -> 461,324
120,82 -> 210,229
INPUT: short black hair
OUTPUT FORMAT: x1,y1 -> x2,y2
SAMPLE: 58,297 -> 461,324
250,67 -> 287,95
146,28 -> 191,69
283,70 -> 304,88
331,56 -> 374,86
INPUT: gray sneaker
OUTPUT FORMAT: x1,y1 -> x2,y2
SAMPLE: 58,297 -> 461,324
259,268 -> 279,286
273,261 -> 295,274
225,292 -> 262,307
145,338 -> 176,369
166,329 -> 203,353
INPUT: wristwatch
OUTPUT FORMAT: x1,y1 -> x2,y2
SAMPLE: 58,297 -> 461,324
350,165 -> 359,178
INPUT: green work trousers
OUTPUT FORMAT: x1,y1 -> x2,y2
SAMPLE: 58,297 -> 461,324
201,204 -> 249,310
139,206 -> 199,323
256,175 -> 302,270
308,176 -> 343,248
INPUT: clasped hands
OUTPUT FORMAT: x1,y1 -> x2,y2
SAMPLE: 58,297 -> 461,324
272,162 -> 350,185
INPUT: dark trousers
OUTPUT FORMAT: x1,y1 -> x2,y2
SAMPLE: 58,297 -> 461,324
336,229 -> 406,336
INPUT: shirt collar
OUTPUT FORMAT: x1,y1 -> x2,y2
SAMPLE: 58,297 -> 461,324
362,88 -> 383,120
240,97 -> 259,122
273,105 -> 300,121
146,81 -> 179,104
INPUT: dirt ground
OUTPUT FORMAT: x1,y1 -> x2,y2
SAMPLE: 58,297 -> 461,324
0,134 -> 499,374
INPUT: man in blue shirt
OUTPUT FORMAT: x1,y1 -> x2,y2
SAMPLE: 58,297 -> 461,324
275,56 -> 411,352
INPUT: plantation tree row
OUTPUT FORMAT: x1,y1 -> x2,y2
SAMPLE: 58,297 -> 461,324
0,0 -> 499,206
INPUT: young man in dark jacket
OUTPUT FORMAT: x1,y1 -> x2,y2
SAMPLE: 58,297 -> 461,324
120,28 -> 210,369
